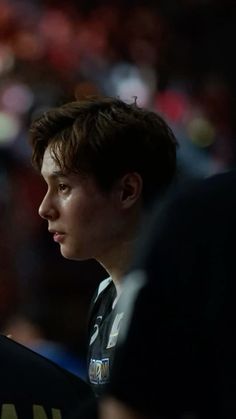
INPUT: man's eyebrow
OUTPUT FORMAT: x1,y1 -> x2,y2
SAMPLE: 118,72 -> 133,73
51,170 -> 68,177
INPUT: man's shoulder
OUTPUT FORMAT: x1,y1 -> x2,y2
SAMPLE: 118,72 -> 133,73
88,277 -> 116,326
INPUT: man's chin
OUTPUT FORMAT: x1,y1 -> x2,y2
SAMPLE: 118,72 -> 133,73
60,247 -> 91,261
60,247 -> 75,260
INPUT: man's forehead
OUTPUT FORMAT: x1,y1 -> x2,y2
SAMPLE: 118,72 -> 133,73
41,149 -> 82,182
41,147 -> 60,175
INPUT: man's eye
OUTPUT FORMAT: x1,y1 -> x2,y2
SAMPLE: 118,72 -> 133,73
58,184 -> 68,192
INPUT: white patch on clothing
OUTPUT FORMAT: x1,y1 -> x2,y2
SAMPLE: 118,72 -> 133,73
94,277 -> 112,303
89,315 -> 102,346
106,312 -> 124,349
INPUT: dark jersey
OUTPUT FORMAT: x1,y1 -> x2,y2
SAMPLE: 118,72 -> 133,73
0,334 -> 96,419
87,278 -> 124,397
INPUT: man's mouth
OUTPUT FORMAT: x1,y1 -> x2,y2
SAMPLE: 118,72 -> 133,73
49,230 -> 65,243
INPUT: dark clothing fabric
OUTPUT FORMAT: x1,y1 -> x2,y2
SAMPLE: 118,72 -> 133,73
87,278 -> 124,398
0,334 -> 96,419
108,170 -> 236,419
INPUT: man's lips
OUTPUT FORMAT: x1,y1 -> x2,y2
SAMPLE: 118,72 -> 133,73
49,230 -> 65,243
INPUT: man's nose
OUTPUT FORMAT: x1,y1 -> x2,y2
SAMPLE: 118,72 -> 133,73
38,193 -> 57,220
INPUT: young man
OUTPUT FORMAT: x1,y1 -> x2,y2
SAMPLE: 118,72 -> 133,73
29,96 -> 177,397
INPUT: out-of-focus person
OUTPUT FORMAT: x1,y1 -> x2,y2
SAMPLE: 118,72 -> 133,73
101,170 -> 236,419
0,333 -> 96,419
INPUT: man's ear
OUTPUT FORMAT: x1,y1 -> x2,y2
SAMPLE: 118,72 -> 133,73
118,172 -> 143,209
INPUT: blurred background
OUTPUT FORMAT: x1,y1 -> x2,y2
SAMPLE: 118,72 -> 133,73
0,0 -> 235,379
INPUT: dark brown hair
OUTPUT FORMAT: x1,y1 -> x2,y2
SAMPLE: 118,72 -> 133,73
29,96 -> 177,207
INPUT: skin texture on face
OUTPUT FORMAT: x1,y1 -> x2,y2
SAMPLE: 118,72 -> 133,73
39,146 -> 142,282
